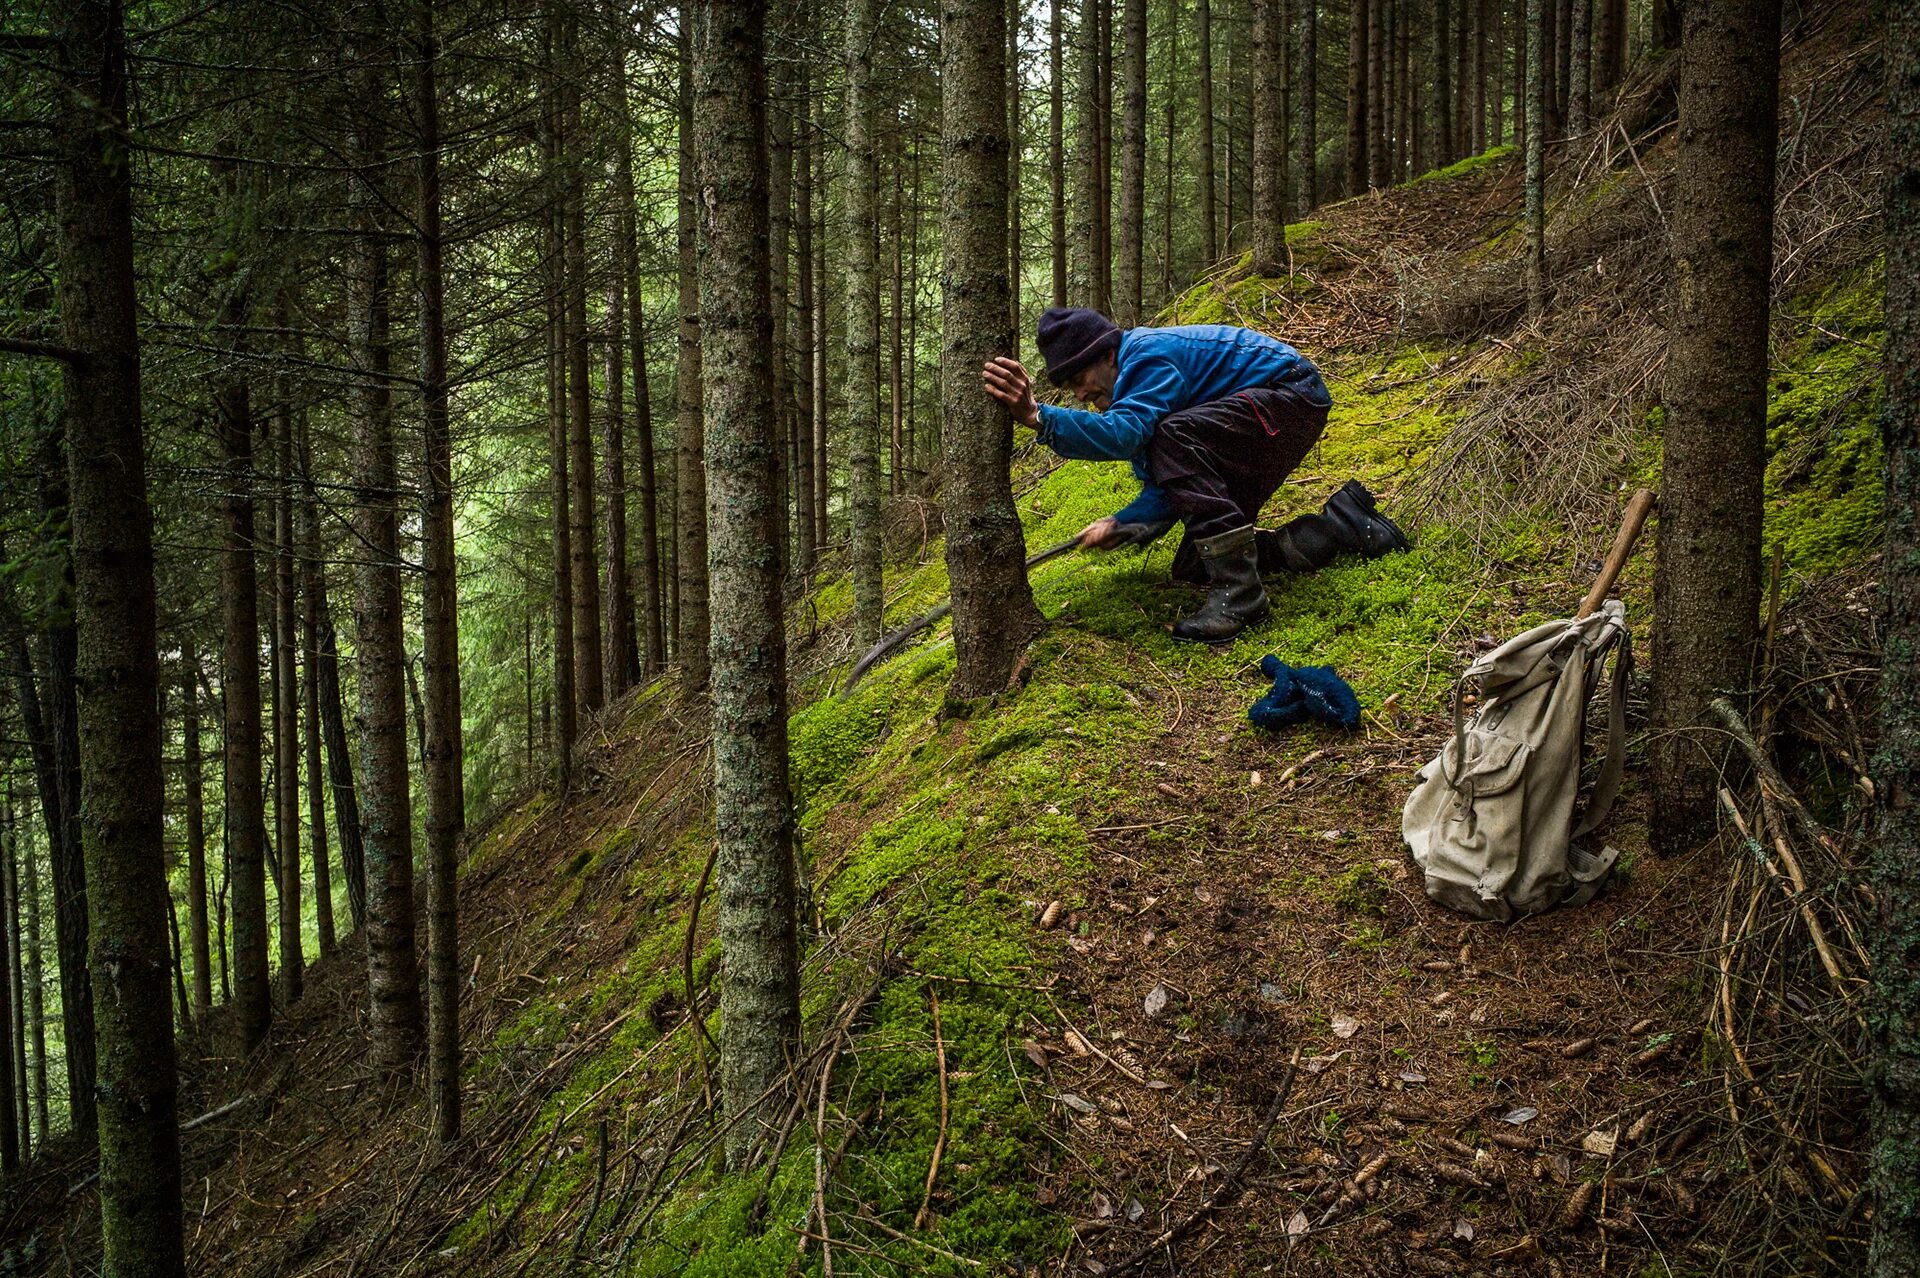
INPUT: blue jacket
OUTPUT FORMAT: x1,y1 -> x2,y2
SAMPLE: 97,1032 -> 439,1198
1035,324 -> 1330,525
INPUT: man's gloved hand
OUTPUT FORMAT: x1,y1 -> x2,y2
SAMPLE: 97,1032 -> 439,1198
1079,515 -> 1174,550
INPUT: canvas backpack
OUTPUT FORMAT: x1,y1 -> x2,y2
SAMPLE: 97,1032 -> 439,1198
1401,600 -> 1632,922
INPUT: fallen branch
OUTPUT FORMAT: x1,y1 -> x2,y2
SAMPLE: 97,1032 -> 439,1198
913,988 -> 950,1231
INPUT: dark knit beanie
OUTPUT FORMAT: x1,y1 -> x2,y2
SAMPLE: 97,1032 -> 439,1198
1037,307 -> 1121,386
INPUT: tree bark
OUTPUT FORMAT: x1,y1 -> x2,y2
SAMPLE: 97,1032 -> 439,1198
350,16 -> 424,1069
794,58 -> 818,578
294,387 -> 334,957
271,366 -> 302,1004
1513,0 -> 1527,149
214,178 -> 269,1060
1649,0 -> 1779,856
52,0 -> 184,1257
1250,0 -> 1290,273
691,0 -> 802,1170
1009,0 -> 1025,351
23,818 -> 47,1144
1366,0 -> 1387,187
1873,9 -> 1920,1270
677,13 -> 712,690
1300,0 -> 1318,210
770,2 -> 797,560
1051,0 -> 1069,300
844,0 -> 885,647
310,560 -> 365,930
891,144 -> 907,493
0,809 -> 13,1171
941,0 -> 1048,700
1523,0 -> 1546,315
416,0 -> 463,1141
5,803 -> 27,1159
546,76 -> 574,783
557,13 -> 603,720
1116,0 -> 1146,322
811,89 -> 829,554
1344,0 -> 1366,194
1431,0 -> 1453,166
180,636 -> 212,1011
1567,0 -> 1590,135
604,251 -> 634,698
1095,0 -> 1114,309
1073,0 -> 1100,298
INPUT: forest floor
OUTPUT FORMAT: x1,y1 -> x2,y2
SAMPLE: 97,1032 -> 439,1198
0,7 -> 1888,1276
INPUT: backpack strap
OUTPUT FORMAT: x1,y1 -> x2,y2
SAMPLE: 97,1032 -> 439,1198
1571,628 -> 1633,841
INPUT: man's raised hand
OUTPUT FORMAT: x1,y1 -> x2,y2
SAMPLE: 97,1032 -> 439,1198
981,356 -> 1040,429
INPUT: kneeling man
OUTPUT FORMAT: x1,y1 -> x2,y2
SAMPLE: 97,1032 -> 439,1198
982,307 -> 1408,642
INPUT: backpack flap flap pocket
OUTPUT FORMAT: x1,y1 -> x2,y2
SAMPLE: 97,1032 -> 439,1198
1442,731 -> 1529,800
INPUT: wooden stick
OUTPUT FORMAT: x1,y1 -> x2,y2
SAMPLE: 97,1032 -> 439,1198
913,989 -> 950,1231
1577,487 -> 1657,619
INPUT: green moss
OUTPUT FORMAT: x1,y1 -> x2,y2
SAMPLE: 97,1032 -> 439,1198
789,688 -> 892,805
1406,144 -> 1518,188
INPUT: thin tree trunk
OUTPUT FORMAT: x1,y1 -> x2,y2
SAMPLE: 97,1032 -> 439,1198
214,183 -> 268,1061
1117,0 -> 1146,322
1513,0 -> 1527,148
52,0 -> 184,1254
1096,0 -> 1114,309
416,0 -> 462,1140
294,395 -> 333,958
1432,0 -> 1453,165
1455,0 -> 1471,157
691,0 -> 801,1170
311,565 -> 364,930
1567,0 -> 1590,135
609,30 -> 664,676
1225,0 -> 1238,244
271,368 -> 302,1004
1473,0 -> 1488,151
1366,0 -> 1387,186
677,12 -> 712,690
559,13 -> 603,719
1052,0 -> 1069,299
1202,0 -> 1222,257
812,92 -> 828,554
770,2 -> 797,568
604,256 -> 634,700
1489,0 -> 1504,147
1250,0 -> 1289,273
892,144 -> 906,494
845,0 -> 885,647
5,802 -> 28,1158
794,58 -> 817,577
906,145 -> 925,474
1649,0 -> 1779,855
1301,0 -> 1318,210
943,0 -> 1048,699
180,637 -> 212,1011
0,808 -> 13,1171
1164,9 -> 1178,292
1523,0 -> 1545,314
1009,0 -> 1024,352
1872,8 -> 1920,1270
1073,0 -> 1100,298
23,819 -> 47,1144
350,18 -> 424,1069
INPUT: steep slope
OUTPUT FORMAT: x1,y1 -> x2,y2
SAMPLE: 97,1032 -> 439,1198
2,10 -> 1888,1276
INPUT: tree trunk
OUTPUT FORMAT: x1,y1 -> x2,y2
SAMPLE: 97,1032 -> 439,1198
544,40 -> 574,777
1095,0 -> 1114,310
811,92 -> 829,555
1116,0 -> 1146,322
1513,0 -> 1527,149
1649,0 -> 1779,856
1366,0 -> 1387,186
1389,0 -> 1405,178
294,401 -> 333,957
558,13 -> 602,720
1300,0 -> 1318,210
1163,12 -> 1178,291
214,194 -> 269,1060
1250,0 -> 1290,273
691,0 -> 802,1170
310,564 -> 365,930
23,819 -> 47,1144
52,0 -> 184,1256
1567,0 -> 1590,135
1872,9 -> 1920,1269
1344,0 -> 1366,194
1224,0 -> 1238,245
416,0 -> 463,1140
180,637 -> 212,1011
844,0 -> 885,647
770,3 -> 797,562
350,22 -> 424,1070
1523,0 -> 1546,314
6,802 -> 28,1159
1431,0 -> 1453,166
1488,0 -> 1504,147
1201,0 -> 1221,257
1073,0 -> 1100,299
604,254 -> 634,699
1473,0 -> 1488,151
1009,0 -> 1025,352
676,13 -> 712,690
608,30 -> 664,678
940,0 -> 1048,700
891,146 -> 907,493
271,372 -> 302,1004
794,59 -> 818,578
0,811 -> 13,1171
1051,0 -> 1069,299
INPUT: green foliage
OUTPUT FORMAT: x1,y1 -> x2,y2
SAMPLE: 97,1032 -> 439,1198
1405,145 -> 1519,188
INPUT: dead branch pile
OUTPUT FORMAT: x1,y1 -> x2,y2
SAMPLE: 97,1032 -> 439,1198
1403,5 -> 1884,547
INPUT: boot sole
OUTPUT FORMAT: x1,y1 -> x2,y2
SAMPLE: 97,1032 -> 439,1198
1171,605 -> 1272,644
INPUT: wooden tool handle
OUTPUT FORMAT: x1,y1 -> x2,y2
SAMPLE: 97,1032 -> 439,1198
1576,488 -> 1657,619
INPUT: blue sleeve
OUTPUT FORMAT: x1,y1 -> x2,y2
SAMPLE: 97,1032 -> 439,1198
1112,484 -> 1174,526
1033,352 -> 1185,462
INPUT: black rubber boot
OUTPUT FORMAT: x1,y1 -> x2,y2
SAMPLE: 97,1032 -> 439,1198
1172,526 -> 1270,643
1255,480 -> 1411,573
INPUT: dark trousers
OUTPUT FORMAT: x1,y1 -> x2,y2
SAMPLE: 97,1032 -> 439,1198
1146,385 -> 1328,581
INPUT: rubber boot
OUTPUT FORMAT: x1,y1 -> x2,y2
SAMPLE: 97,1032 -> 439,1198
1172,526 -> 1269,643
1255,480 -> 1410,574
